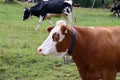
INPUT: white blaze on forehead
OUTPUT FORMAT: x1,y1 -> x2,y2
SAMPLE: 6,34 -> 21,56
55,20 -> 66,42
38,20 -> 67,57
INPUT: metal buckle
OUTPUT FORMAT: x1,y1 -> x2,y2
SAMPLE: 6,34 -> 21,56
64,54 -> 73,64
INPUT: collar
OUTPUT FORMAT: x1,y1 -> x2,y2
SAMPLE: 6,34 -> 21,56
67,27 -> 76,55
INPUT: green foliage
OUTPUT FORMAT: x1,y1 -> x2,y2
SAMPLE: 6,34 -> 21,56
0,0 -> 120,80
73,0 -> 113,7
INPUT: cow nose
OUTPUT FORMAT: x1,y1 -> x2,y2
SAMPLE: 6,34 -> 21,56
38,48 -> 42,53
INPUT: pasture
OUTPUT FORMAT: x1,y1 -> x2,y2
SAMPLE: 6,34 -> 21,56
0,1 -> 120,80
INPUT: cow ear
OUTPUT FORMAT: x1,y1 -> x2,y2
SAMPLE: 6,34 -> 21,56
61,25 -> 70,35
24,7 -> 26,11
24,7 -> 29,11
47,26 -> 54,33
24,7 -> 27,9
24,7 -> 30,10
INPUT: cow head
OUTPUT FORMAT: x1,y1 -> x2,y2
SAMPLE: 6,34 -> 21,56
37,20 -> 72,57
22,8 -> 31,21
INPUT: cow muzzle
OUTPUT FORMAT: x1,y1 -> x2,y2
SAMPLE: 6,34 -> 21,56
38,48 -> 47,56
38,48 -> 42,53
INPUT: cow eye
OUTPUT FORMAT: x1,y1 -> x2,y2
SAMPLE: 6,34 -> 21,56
52,32 -> 60,42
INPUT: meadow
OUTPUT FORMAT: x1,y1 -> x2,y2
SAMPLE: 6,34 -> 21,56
1,1 -> 120,80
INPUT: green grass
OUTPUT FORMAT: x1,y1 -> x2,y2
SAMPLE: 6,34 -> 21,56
73,8 -> 120,26
0,1 -> 120,80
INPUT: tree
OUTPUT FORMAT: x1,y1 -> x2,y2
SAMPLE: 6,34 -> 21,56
101,0 -> 105,8
91,0 -> 96,8
113,0 -> 115,3
92,0 -> 104,8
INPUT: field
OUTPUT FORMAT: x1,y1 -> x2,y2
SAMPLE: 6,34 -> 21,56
0,1 -> 120,80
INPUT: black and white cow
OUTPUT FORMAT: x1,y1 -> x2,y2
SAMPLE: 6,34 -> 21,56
111,1 -> 120,17
22,0 -> 73,30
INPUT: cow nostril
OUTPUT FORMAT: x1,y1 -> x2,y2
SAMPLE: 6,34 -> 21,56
39,48 -> 42,52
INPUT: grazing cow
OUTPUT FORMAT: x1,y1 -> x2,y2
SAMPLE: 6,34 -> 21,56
22,0 -> 72,30
111,1 -> 120,17
38,20 -> 120,80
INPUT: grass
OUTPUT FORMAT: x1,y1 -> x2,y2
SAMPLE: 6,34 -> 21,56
0,0 -> 120,80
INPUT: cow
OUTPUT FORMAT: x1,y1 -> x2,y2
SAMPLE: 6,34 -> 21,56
111,1 -> 120,17
22,0 -> 72,30
37,20 -> 120,80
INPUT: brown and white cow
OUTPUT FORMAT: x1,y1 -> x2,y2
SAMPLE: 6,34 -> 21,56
38,20 -> 120,80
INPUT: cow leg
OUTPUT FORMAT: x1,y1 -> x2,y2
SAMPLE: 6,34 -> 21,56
67,12 -> 72,26
48,18 -> 53,25
115,12 -> 119,17
35,15 -> 43,30
63,7 -> 72,26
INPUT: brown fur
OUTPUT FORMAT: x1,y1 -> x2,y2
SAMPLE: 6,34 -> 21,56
54,26 -> 120,80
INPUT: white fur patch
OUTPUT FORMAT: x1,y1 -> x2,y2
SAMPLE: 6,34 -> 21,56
43,0 -> 48,1
64,0 -> 72,5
